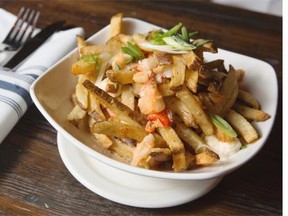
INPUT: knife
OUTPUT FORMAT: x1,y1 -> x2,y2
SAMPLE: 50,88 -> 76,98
3,20 -> 65,69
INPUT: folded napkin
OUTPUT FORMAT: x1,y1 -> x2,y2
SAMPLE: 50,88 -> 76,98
0,8 -> 85,143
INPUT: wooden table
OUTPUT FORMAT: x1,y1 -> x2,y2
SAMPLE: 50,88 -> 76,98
0,1 -> 282,215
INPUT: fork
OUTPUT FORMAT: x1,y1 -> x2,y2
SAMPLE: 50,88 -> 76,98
0,7 -> 40,52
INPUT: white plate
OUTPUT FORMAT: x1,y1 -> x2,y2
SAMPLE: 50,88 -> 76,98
30,17 -> 277,205
58,132 -> 222,208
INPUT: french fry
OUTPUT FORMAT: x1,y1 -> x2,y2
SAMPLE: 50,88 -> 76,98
182,50 -> 202,70
198,92 -> 214,113
109,13 -> 123,38
157,127 -> 184,153
87,115 -> 96,128
92,121 -> 147,142
165,96 -> 198,128
185,151 -> 195,169
195,149 -> 220,165
83,80 -> 147,126
158,83 -> 176,97
92,133 -> 113,149
105,36 -> 125,55
169,55 -> 186,91
176,88 -> 214,136
153,133 -> 168,148
121,84 -> 135,110
213,65 -> 239,116
238,89 -> 260,109
175,122 -> 210,154
76,35 -> 86,48
172,150 -> 187,172
67,104 -> 87,127
154,51 -> 172,65
233,103 -> 270,121
76,35 -> 86,58
78,73 -> 98,83
185,69 -> 198,93
95,62 -> 110,84
117,33 -> 131,44
109,137 -> 135,163
87,92 -> 106,122
150,148 -> 172,162
144,156 -> 160,170
75,81 -> 89,109
225,109 -> 258,143
80,45 -> 105,56
176,122 -> 219,165
106,68 -> 135,84
71,59 -> 97,75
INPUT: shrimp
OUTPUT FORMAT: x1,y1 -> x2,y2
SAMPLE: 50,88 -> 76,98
131,133 -> 155,166
138,83 -> 166,115
133,71 -> 152,84
138,55 -> 158,71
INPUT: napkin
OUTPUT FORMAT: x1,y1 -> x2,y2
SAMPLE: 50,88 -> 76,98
0,8 -> 85,143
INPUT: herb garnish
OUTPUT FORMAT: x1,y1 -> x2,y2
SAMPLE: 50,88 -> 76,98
82,54 -> 100,72
121,42 -> 144,60
210,114 -> 237,138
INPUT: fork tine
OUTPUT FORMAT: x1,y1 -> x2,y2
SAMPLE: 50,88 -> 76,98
13,8 -> 32,44
3,7 -> 26,43
16,9 -> 40,46
1,7 -> 40,52
25,10 -> 40,42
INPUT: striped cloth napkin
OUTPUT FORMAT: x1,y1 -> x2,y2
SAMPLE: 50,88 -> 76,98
0,8 -> 85,143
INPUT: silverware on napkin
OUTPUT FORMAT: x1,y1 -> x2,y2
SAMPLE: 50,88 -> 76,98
0,7 -> 40,52
0,20 -> 85,143
3,20 -> 65,70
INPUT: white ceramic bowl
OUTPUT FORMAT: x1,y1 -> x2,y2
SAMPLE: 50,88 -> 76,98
30,18 -> 278,208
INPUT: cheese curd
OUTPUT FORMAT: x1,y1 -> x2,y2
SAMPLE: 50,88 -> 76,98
204,135 -> 242,160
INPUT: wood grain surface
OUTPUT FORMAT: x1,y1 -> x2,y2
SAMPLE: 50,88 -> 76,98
0,1 -> 282,215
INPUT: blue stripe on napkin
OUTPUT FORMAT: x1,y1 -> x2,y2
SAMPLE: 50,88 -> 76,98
17,75 -> 35,84
0,80 -> 32,106
0,95 -> 22,118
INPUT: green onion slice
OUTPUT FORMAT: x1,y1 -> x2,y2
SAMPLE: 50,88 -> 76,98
162,22 -> 183,37
121,42 -> 144,60
193,39 -> 211,48
189,31 -> 198,38
139,42 -> 189,54
82,54 -> 98,64
82,54 -> 100,72
145,23 -> 211,53
210,114 -> 237,138
162,36 -> 195,51
181,26 -> 189,42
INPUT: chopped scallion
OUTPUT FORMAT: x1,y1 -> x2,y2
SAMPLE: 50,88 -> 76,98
210,114 -> 237,138
82,54 -> 97,64
189,31 -> 198,38
121,42 -> 144,60
181,26 -> 189,42
82,54 -> 100,72
193,39 -> 211,47
162,36 -> 195,50
162,22 -> 183,37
